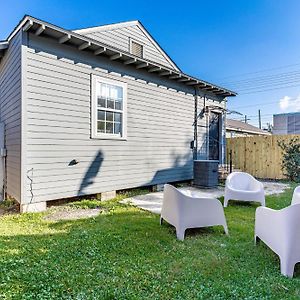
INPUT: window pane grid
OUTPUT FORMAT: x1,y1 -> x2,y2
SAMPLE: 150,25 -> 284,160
96,80 -> 124,136
98,97 -> 123,109
93,77 -> 126,139
97,111 -> 122,135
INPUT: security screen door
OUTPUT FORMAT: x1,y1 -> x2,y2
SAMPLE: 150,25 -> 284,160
208,112 -> 221,161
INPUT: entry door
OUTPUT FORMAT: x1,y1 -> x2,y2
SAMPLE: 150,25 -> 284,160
209,112 -> 221,161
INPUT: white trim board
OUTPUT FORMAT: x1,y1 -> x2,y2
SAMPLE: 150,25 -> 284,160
91,75 -> 127,140
74,21 -> 139,34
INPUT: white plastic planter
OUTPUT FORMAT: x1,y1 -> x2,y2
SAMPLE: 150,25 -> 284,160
160,184 -> 228,241
255,203 -> 300,278
224,172 -> 265,207
291,186 -> 300,205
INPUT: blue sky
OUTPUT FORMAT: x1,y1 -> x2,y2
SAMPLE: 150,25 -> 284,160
2,0 -> 300,128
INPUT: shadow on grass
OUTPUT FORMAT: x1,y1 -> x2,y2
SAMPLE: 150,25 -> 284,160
161,222 -> 226,239
0,208 -> 231,299
1,187 -> 300,299
218,196 -> 260,208
225,201 -> 260,207
0,209 -> 172,298
295,263 -> 300,277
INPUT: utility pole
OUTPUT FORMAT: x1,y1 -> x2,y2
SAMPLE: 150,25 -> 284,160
244,115 -> 247,123
258,109 -> 261,129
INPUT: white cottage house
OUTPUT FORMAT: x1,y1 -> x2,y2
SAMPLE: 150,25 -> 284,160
0,15 -> 236,212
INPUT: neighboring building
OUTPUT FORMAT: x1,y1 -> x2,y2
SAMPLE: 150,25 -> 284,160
0,15 -> 236,212
273,112 -> 300,135
226,119 -> 271,138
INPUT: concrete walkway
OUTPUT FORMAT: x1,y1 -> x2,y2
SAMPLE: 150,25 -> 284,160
121,182 -> 290,214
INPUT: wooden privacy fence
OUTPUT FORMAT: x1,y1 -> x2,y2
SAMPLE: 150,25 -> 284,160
226,134 -> 300,179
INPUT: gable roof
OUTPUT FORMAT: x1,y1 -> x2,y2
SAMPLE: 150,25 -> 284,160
74,20 -> 140,34
2,15 -> 237,97
226,119 -> 271,135
73,20 -> 181,72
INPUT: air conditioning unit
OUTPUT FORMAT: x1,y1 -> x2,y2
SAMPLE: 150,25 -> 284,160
193,160 -> 219,188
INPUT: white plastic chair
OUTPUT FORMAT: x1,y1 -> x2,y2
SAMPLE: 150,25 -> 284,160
224,172 -> 265,207
255,204 -> 300,277
160,184 -> 228,240
291,186 -> 300,205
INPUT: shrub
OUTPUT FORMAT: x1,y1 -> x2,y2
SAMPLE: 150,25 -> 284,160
278,137 -> 300,182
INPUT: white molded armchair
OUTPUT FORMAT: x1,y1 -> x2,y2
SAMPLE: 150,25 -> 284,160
160,184 -> 228,240
255,204 -> 300,278
291,186 -> 300,205
224,172 -> 265,207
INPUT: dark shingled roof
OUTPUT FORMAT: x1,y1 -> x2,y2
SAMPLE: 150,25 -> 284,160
226,119 -> 271,135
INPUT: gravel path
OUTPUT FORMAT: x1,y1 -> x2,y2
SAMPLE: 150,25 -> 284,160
121,182 -> 290,214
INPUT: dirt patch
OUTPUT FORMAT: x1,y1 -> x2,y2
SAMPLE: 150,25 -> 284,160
0,203 -> 19,217
44,207 -> 101,221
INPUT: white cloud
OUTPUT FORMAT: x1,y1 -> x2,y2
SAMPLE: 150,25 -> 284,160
279,94 -> 300,112
279,96 -> 291,110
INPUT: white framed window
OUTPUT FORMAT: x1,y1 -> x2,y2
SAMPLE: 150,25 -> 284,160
91,75 -> 127,140
129,39 -> 144,58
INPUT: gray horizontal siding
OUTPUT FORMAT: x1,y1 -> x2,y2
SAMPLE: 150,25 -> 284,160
0,31 -> 22,201
82,24 -> 177,70
26,172 -> 192,201
25,33 -> 223,203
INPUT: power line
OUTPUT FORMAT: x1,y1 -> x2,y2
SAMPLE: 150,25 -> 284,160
237,82 -> 300,94
228,75 -> 300,90
229,113 -> 273,120
228,109 -> 300,129
215,68 -> 300,96
220,69 -> 300,86
221,71 -> 300,87
230,95 -> 300,110
223,75 -> 300,92
216,62 -> 300,81
219,63 -> 300,101
226,119 -> 294,131
239,83 -> 300,95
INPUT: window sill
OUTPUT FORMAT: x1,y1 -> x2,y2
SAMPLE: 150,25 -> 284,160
91,134 -> 127,141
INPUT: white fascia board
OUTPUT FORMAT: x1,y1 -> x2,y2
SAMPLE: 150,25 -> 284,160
7,16 -> 31,41
0,42 -> 9,50
135,21 -> 180,72
73,20 -> 139,34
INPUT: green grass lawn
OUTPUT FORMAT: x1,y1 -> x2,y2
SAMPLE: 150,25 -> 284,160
0,185 -> 299,299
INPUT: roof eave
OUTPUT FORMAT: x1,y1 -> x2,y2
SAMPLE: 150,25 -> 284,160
0,41 -> 9,59
6,16 -> 237,97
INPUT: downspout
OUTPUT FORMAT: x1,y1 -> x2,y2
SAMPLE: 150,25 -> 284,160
222,98 -> 227,165
204,95 -> 209,160
193,88 -> 198,160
